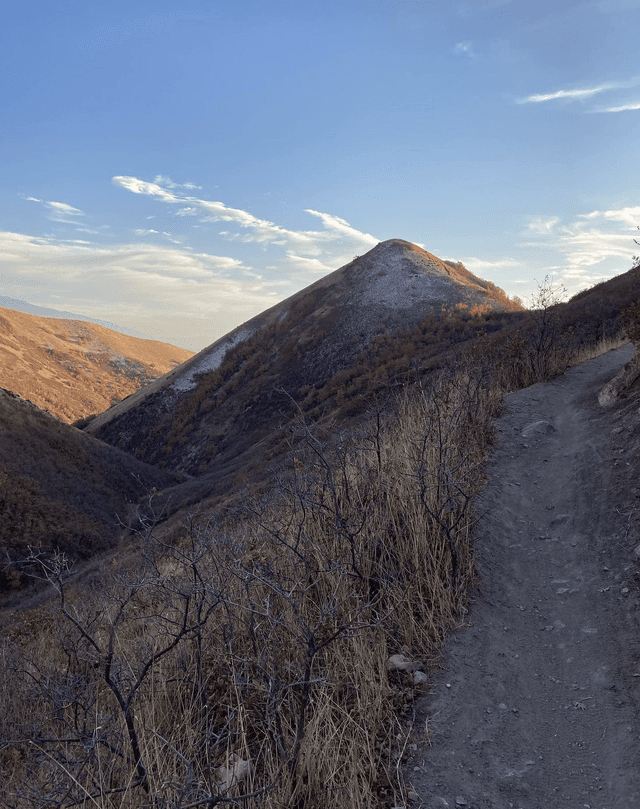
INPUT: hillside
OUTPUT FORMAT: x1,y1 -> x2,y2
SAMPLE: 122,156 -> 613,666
0,305 -> 193,422
1,242 -> 639,808
83,240 -> 523,487
0,386 -> 182,598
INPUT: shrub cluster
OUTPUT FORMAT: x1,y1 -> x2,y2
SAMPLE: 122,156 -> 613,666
0,369 -> 499,808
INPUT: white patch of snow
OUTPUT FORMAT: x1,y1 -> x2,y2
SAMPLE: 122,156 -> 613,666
172,328 -> 254,392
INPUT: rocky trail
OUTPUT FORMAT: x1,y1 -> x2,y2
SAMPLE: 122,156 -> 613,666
406,345 -> 640,809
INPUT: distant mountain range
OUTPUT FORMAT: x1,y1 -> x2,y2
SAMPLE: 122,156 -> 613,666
0,295 -> 154,340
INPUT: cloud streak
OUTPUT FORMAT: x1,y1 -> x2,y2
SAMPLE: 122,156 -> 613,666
517,85 -> 611,104
26,197 -> 86,223
524,205 -> 639,293
600,102 -> 640,112
112,175 -> 379,254
517,76 -> 640,114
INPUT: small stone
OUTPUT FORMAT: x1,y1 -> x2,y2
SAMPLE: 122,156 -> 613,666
455,798 -> 468,807
388,654 -> 418,672
413,671 -> 429,686
407,790 -> 420,802
622,587 -> 630,594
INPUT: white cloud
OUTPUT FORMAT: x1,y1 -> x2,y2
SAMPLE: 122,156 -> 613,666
153,174 -> 202,190
518,85 -> 608,104
527,217 -> 560,235
304,209 -> 378,248
524,206 -> 639,294
114,175 -> 380,258
601,101 -> 640,112
577,206 -> 640,227
453,41 -> 474,58
285,253 -> 335,273
517,76 -> 640,110
26,197 -> 86,223
462,256 -> 519,271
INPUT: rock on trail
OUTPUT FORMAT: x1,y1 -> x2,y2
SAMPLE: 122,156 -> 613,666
406,345 -> 640,809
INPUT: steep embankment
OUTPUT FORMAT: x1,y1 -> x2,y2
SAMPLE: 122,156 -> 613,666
406,345 -> 640,807
0,305 -> 193,422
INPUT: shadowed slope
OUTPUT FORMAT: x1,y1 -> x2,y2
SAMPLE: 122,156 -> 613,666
0,387 -> 181,596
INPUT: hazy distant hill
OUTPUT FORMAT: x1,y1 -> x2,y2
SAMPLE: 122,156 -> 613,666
0,305 -> 194,422
0,295 -> 157,338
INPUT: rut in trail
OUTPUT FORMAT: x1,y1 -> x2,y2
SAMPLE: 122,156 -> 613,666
406,345 -> 640,809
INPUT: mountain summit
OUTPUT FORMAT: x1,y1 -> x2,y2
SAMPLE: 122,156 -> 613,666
84,239 -> 521,498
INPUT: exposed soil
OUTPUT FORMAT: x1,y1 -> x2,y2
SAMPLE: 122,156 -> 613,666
406,345 -> 640,809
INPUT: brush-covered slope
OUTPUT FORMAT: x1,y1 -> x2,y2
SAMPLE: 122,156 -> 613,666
84,240 -> 522,481
0,306 -> 193,422
0,387 -> 182,597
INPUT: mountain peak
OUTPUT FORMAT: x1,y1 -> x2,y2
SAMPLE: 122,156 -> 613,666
85,240 -> 521,485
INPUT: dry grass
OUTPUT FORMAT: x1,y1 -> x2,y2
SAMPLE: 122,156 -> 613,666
0,367 -> 500,808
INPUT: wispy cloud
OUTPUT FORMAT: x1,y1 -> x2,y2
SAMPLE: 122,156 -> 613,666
517,85 -> 610,104
517,76 -> 640,112
113,175 -> 379,255
527,217 -> 560,235
577,206 -> 640,227
26,197 -> 86,223
524,205 -> 639,293
600,101 -> 640,112
453,41 -> 474,58
462,256 -> 519,272
152,174 -> 202,190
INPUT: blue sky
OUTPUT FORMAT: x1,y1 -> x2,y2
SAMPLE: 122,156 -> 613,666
3,0 -> 640,351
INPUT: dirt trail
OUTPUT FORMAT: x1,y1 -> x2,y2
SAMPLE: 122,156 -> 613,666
407,345 -> 640,809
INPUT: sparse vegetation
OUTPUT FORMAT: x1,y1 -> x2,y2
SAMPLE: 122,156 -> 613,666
1,368 -> 499,808
2,250 -> 640,807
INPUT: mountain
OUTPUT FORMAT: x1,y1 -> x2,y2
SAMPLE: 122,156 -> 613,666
83,240 -> 523,503
2,241 -> 639,807
0,295 -> 155,339
0,305 -> 194,422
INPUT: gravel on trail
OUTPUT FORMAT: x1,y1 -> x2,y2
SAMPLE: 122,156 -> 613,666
406,345 -> 640,809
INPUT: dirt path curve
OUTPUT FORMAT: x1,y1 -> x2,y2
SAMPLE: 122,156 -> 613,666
406,345 -> 640,809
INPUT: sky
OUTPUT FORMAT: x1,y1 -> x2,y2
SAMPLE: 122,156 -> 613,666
3,0 -> 640,351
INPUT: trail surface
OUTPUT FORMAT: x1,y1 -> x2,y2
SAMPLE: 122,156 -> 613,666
407,346 -> 640,809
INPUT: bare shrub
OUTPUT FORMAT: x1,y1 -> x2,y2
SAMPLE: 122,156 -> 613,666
1,368 -> 498,808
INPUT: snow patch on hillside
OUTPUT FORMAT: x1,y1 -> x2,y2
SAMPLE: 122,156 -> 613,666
172,328 -> 253,392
